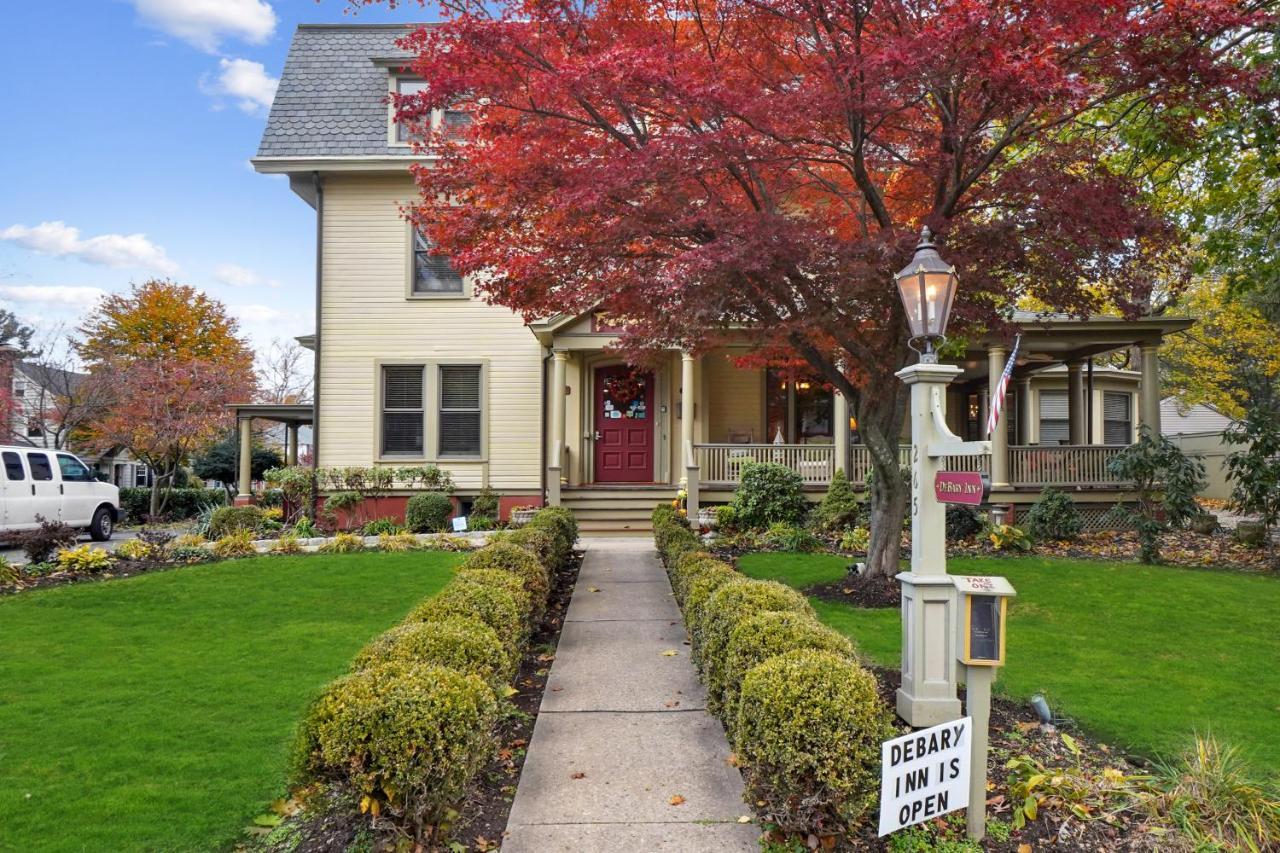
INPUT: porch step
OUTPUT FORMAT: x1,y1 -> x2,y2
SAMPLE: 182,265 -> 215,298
562,487 -> 676,535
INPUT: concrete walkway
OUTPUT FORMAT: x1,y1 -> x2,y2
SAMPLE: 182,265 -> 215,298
503,538 -> 757,852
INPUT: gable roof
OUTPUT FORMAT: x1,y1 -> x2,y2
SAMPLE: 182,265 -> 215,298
16,361 -> 85,394
255,24 -> 431,162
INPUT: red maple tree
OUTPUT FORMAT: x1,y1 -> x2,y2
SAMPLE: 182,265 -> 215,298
377,0 -> 1261,575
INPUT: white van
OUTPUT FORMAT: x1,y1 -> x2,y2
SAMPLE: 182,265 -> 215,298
0,446 -> 120,541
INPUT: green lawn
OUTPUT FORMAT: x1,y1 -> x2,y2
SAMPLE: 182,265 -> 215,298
0,552 -> 460,853
739,552 -> 1280,769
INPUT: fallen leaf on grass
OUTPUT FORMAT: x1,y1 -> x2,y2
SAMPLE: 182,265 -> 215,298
668,795 -> 686,806
1018,845 -> 1032,853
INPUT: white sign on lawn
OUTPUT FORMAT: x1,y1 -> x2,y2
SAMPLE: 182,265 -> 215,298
878,716 -> 971,837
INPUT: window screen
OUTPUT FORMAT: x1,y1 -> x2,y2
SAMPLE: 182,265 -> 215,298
438,365 -> 482,456
1038,391 -> 1070,445
3,451 -> 24,480
412,230 -> 465,295
27,452 -> 53,481
382,366 -> 425,455
1103,391 -> 1133,445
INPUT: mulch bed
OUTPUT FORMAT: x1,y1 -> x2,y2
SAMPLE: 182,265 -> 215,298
951,529 -> 1279,574
242,550 -> 583,853
808,572 -> 902,608
0,557 -> 181,595
778,668 -> 1169,851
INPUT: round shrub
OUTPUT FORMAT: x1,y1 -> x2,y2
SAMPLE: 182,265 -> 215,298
461,542 -> 550,620
945,504 -> 984,541
207,505 -> 265,538
500,526 -> 557,570
696,579 -> 813,705
735,650 -> 896,836
661,525 -> 702,568
683,567 -> 744,661
294,661 -> 498,828
721,611 -> 856,725
408,581 -> 527,654
454,568 -> 533,624
406,492 -> 454,533
731,461 -> 807,529
670,551 -> 727,605
352,617 -> 513,691
1024,487 -> 1083,541
525,506 -> 578,567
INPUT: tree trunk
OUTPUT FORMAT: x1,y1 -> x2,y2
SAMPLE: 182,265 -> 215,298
856,383 -> 909,579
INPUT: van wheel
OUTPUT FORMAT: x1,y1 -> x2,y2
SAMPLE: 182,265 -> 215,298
89,507 -> 114,541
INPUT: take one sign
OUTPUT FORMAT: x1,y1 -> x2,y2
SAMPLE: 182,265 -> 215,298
878,717 -> 971,837
934,471 -> 986,506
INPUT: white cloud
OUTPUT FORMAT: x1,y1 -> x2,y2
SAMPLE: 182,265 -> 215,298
132,0 -> 277,53
229,303 -> 315,349
201,58 -> 279,114
214,262 -> 280,289
0,221 -> 179,275
0,285 -> 108,313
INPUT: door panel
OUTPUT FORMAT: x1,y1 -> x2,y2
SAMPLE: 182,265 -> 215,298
25,451 -> 62,525
57,453 -> 98,526
593,366 -> 655,483
1,450 -> 32,530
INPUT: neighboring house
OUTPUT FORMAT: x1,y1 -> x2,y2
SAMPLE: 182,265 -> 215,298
247,24 -> 1194,532
1162,398 -> 1237,501
1,356 -> 152,488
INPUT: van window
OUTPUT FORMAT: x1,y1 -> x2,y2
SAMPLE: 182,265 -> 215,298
27,453 -> 53,481
57,454 -> 94,482
3,451 -> 24,480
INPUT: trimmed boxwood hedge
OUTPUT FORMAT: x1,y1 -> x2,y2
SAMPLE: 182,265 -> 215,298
650,502 -> 897,840
293,505 -> 573,835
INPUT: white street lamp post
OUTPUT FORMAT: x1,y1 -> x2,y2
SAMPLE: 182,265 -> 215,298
892,228 -> 985,726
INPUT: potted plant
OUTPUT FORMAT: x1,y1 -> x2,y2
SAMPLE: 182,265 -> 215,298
697,506 -> 718,530
509,505 -> 538,527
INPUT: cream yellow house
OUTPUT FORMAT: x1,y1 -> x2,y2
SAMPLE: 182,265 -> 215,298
246,24 -> 1192,532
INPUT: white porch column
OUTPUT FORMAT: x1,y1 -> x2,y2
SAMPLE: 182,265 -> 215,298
834,390 -> 849,479
987,345 -> 1010,488
681,351 -> 699,518
1067,359 -> 1086,445
236,417 -> 253,504
286,423 -> 299,466
1015,377 -> 1032,446
548,350 -> 568,506
1140,340 -> 1162,437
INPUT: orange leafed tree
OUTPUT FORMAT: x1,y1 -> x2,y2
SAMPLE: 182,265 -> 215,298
77,280 -> 256,515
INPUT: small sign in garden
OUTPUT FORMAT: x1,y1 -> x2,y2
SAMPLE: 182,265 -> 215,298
878,717 -> 971,836
933,471 -> 987,506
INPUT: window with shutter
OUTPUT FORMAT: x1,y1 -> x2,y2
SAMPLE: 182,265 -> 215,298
1038,391 -> 1070,445
382,366 -> 425,455
1103,391 -> 1132,445
412,229 -> 465,295
438,365 -> 482,456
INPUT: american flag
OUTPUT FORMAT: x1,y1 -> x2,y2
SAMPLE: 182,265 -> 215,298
985,334 -> 1022,438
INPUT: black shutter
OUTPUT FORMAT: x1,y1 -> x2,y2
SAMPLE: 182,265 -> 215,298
439,365 -> 481,456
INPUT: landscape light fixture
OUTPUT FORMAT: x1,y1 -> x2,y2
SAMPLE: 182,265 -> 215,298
895,226 -> 959,363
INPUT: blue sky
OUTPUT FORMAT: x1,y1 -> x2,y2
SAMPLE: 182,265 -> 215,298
0,0 -> 435,361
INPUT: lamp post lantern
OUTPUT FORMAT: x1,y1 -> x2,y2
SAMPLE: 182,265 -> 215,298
892,227 -> 978,727
895,227 -> 959,363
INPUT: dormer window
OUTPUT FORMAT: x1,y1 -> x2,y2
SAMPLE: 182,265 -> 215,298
394,77 -> 429,143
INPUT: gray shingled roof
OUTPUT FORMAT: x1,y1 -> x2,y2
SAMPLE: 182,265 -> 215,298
257,24 -> 429,159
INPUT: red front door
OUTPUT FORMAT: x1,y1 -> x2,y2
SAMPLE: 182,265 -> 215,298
593,366 -> 655,483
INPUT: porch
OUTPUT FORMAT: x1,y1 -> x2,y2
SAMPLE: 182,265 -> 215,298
531,311 -> 1193,525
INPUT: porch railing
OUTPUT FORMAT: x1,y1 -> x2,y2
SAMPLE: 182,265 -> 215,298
694,441 -> 1126,489
696,443 -> 835,485
1009,444 -> 1127,487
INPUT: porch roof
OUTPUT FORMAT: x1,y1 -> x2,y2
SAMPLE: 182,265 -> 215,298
227,403 -> 314,425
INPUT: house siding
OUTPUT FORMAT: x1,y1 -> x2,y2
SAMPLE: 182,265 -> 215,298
318,173 -> 544,491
